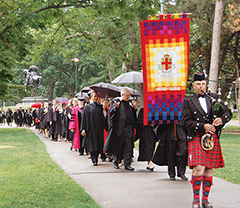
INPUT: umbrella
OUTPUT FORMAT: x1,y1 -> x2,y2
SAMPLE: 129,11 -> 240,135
80,86 -> 92,92
75,92 -> 88,99
55,97 -> 69,103
31,103 -> 41,108
111,71 -> 143,84
89,82 -> 120,98
118,86 -> 141,97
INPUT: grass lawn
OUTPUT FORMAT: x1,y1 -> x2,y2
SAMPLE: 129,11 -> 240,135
0,128 -> 101,208
213,133 -> 240,185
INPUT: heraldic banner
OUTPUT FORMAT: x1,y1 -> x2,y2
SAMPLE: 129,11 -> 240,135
140,14 -> 190,126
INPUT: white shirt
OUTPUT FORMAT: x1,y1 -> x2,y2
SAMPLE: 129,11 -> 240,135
198,97 -> 208,114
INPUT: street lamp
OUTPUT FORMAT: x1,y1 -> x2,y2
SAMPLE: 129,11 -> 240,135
71,58 -> 81,93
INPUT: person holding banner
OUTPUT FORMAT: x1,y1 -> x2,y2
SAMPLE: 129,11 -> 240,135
180,73 -> 232,208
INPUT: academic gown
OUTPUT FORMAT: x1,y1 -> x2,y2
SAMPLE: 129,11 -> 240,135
53,110 -> 62,135
136,108 -> 157,162
81,102 -> 106,153
69,106 -> 82,149
26,112 -> 33,126
39,108 -> 45,129
18,110 -> 24,125
47,107 -> 55,136
65,105 -> 74,141
13,112 -> 19,124
152,124 -> 187,168
104,99 -> 137,160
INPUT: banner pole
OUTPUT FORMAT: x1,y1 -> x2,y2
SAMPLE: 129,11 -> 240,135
160,0 -> 165,14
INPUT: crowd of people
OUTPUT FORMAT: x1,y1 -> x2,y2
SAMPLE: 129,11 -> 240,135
0,107 -> 34,127
13,89 -> 187,179
1,73 -> 233,208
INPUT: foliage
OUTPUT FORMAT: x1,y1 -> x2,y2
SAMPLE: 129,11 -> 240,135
175,0 -> 240,96
1,0 -> 240,101
0,128 -> 100,207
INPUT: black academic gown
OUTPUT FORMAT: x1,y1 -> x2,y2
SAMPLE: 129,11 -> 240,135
81,102 -> 107,153
26,112 -> 33,126
136,108 -> 157,161
47,107 -> 55,138
13,111 -> 19,124
152,124 -> 187,177
54,110 -> 62,135
65,105 -> 74,141
18,110 -> 24,126
104,99 -> 137,160
39,108 -> 45,129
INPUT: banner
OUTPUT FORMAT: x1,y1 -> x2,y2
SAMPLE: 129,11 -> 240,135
140,14 -> 190,125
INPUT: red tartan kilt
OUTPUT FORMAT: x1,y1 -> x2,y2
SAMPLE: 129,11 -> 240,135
188,132 -> 225,169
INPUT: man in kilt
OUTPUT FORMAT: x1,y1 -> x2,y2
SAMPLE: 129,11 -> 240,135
180,73 -> 232,208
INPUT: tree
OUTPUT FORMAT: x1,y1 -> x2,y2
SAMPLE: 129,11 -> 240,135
209,0 -> 224,93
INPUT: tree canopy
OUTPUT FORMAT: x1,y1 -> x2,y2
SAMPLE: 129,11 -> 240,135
1,0 -> 240,104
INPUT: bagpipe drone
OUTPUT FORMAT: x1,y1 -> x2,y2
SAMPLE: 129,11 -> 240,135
198,55 -> 235,151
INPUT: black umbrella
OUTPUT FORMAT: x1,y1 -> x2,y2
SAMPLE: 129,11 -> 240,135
89,82 -> 120,98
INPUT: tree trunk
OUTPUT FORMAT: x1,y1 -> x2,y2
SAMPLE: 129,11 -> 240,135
234,32 -> 240,125
209,0 -> 224,93
47,79 -> 55,101
69,83 -> 75,98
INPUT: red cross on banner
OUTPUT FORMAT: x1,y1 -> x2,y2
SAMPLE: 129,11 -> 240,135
161,54 -> 172,71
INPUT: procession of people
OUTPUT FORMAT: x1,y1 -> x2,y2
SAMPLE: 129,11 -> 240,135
0,73 -> 233,208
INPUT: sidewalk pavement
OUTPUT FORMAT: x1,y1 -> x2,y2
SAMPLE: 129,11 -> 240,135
227,119 -> 240,126
26,128 -> 240,208
1,123 -> 239,208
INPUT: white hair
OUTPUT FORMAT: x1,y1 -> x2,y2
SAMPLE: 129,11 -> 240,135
121,88 -> 130,95
73,98 -> 79,103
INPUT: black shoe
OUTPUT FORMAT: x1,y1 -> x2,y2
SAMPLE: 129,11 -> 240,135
149,166 -> 154,171
192,201 -> 200,208
202,200 -> 213,208
125,165 -> 134,171
79,153 -> 84,156
170,176 -> 176,180
93,162 -> 98,166
102,159 -> 106,162
178,174 -> 188,181
113,163 -> 119,169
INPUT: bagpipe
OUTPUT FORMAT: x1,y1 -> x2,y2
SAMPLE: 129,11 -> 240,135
198,55 -> 235,151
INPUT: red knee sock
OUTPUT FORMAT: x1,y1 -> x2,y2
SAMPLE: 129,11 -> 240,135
190,175 -> 203,202
202,176 -> 213,202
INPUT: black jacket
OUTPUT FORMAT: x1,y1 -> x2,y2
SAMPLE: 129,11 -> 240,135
104,99 -> 137,154
180,93 -> 232,140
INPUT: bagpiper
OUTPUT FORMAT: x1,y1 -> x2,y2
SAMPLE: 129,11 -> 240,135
180,73 -> 232,208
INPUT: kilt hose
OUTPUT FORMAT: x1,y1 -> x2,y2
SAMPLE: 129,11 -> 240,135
188,132 -> 225,169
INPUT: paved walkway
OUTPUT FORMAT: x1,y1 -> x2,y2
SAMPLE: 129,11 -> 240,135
227,119 -> 240,126
1,123 -> 240,207
29,128 -> 240,208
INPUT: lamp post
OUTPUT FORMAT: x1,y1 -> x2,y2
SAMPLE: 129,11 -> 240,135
71,58 -> 81,93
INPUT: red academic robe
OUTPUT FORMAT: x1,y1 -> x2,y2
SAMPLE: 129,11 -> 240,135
69,106 -> 82,149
